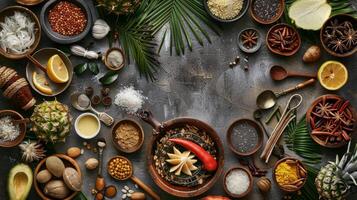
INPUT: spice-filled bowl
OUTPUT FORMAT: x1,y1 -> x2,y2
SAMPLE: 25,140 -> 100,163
203,0 -> 249,22
0,6 -> 41,59
250,0 -> 284,24
112,119 -> 144,153
75,113 -> 101,139
40,0 -> 92,44
227,118 -> 263,157
266,23 -> 301,56
107,156 -> 133,180
103,47 -> 126,71
273,157 -> 307,193
0,110 -> 27,148
306,94 -> 356,148
237,28 -> 262,53
34,154 -> 82,200
320,14 -> 357,58
26,48 -> 73,97
223,166 -> 253,198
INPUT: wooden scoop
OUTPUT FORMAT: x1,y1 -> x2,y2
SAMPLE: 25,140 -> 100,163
270,65 -> 316,81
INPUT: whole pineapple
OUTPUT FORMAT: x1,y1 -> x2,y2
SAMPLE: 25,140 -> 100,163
96,0 -> 141,15
316,142 -> 357,200
30,100 -> 71,143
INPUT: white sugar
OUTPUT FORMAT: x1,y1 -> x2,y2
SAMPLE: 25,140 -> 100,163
225,169 -> 250,195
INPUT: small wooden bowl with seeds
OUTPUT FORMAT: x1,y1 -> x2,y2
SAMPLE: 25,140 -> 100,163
111,119 -> 144,153
273,157 -> 307,193
250,0 -> 284,24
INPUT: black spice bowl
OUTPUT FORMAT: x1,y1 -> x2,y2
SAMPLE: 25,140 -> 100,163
40,0 -> 92,44
237,28 -> 262,53
203,0 -> 249,23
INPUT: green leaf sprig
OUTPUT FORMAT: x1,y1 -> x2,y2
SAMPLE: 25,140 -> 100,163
74,62 -> 99,76
99,71 -> 118,85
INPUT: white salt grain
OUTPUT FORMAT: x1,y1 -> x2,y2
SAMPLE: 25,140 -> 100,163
114,86 -> 147,114
0,116 -> 20,142
225,169 -> 250,195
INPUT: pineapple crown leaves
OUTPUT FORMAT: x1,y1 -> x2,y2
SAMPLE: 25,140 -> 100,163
335,141 -> 357,187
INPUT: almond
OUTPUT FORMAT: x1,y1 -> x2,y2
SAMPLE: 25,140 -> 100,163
67,147 -> 81,158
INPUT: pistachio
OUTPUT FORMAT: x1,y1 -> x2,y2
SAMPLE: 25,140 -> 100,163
67,147 -> 81,158
85,158 -> 99,170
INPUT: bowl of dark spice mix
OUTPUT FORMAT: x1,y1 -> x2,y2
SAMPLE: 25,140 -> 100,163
204,0 -> 249,22
266,23 -> 301,56
320,14 -> 357,58
112,119 -> 144,153
250,0 -> 284,24
227,118 -> 263,156
238,28 -> 262,53
40,0 -> 92,44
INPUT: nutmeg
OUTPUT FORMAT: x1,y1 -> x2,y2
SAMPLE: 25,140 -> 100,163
257,177 -> 271,193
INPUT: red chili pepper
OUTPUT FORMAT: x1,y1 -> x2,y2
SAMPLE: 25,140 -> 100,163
168,138 -> 218,171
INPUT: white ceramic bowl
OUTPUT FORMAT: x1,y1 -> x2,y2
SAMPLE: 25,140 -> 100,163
74,113 -> 100,139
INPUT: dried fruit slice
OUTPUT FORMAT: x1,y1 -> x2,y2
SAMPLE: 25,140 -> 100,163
318,61 -> 348,90
288,0 -> 331,30
47,54 -> 69,83
32,71 -> 53,95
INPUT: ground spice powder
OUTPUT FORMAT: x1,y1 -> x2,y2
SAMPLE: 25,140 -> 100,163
275,162 -> 299,186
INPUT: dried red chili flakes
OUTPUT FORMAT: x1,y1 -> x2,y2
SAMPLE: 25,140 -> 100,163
48,1 -> 87,36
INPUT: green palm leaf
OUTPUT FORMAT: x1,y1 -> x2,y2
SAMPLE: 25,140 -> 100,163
292,165 -> 319,200
284,115 -> 322,165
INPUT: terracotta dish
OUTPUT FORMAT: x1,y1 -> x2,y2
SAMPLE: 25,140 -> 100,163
112,119 -> 144,153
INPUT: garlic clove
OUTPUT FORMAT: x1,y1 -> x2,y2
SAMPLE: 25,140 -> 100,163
92,19 -> 110,40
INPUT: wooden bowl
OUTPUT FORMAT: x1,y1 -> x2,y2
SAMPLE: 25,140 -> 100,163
249,0 -> 285,24
103,47 -> 126,71
226,118 -> 263,157
26,48 -> 73,97
320,14 -> 357,58
273,157 -> 307,193
203,0 -> 249,22
223,166 -> 253,198
107,156 -> 133,180
112,119 -> 144,153
16,0 -> 45,6
306,94 -> 356,148
0,110 -> 26,147
34,154 -> 81,200
0,6 -> 41,59
266,23 -> 301,56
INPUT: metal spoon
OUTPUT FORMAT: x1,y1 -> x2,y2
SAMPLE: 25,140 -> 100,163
70,92 -> 114,126
95,138 -> 106,191
256,78 -> 315,109
270,65 -> 316,81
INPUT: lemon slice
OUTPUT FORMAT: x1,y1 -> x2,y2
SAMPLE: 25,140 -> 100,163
318,61 -> 348,90
32,71 -> 53,95
47,54 -> 69,83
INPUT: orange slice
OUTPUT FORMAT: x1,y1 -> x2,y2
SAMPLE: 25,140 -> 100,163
318,61 -> 348,91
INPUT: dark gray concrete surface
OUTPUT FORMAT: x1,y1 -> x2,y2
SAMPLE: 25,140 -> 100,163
0,1 -> 357,199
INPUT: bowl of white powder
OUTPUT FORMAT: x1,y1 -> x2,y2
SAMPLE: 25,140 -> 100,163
223,166 -> 253,198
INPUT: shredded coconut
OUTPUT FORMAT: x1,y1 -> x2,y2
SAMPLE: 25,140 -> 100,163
114,86 -> 147,114
0,116 -> 20,142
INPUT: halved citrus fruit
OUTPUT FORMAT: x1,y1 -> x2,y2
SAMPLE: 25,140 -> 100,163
318,61 -> 348,91
32,71 -> 53,95
47,54 -> 69,83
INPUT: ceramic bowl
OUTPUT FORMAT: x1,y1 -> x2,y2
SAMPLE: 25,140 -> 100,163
112,119 -> 144,153
34,154 -> 81,200
16,0 -> 45,6
320,14 -> 357,58
249,0 -> 285,24
40,0 -> 92,44
26,48 -> 73,97
306,94 -> 356,148
0,6 -> 41,59
0,110 -> 26,148
203,0 -> 249,22
273,157 -> 307,193
227,118 -> 263,157
74,113 -> 101,139
237,28 -> 262,53
223,166 -> 253,198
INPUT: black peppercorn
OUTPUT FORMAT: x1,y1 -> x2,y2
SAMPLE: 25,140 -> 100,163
102,96 -> 112,107
85,87 -> 94,97
91,95 -> 101,106
101,87 -> 110,96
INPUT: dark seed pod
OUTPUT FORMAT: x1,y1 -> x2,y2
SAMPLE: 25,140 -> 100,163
85,87 -> 94,97
102,96 -> 112,107
101,87 -> 110,96
91,95 -> 101,106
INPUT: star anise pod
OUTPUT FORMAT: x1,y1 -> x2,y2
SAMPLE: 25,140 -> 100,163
241,30 -> 258,49
326,19 -> 344,36
330,39 -> 347,53
342,28 -> 357,49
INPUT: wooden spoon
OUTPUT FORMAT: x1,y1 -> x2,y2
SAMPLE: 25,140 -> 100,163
270,65 -> 316,81
26,54 -> 47,73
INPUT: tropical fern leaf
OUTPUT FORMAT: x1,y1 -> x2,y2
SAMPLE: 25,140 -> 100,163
143,0 -> 221,55
292,165 -> 319,200
284,115 -> 322,165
